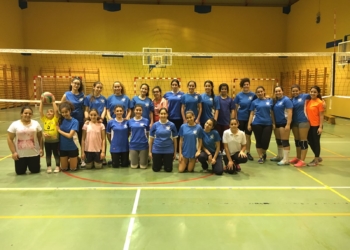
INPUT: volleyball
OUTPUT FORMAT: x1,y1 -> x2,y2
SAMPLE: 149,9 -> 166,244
41,92 -> 54,104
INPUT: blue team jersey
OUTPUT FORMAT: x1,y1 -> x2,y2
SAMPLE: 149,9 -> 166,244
181,93 -> 202,118
217,96 -> 235,126
106,119 -> 129,153
84,94 -> 107,116
273,96 -> 293,125
163,91 -> 184,120
234,91 -> 256,121
131,96 -> 154,120
59,118 -> 79,151
150,121 -> 178,154
65,91 -> 85,123
128,117 -> 150,150
202,129 -> 221,154
200,94 -> 220,124
292,94 -> 310,123
179,123 -> 203,159
107,94 -> 131,119
249,98 -> 273,125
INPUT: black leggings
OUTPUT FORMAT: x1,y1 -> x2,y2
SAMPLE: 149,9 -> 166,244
252,124 -> 273,150
152,153 -> 174,172
14,155 -> 41,175
111,152 -> 129,168
308,126 -> 321,157
223,152 -> 248,174
198,151 -> 224,175
44,142 -> 60,167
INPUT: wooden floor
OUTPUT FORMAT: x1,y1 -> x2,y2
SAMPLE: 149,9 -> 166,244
0,107 -> 349,250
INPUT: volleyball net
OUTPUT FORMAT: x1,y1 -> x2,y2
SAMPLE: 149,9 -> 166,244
0,48 -> 349,109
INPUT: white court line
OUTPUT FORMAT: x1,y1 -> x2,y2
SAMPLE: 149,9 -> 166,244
123,188 -> 141,250
1,186 -> 350,191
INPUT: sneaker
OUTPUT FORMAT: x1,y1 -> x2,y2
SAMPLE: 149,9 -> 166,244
258,158 -> 264,164
247,152 -> 254,161
47,167 -> 52,173
235,164 -> 241,172
262,153 -> 267,161
289,157 -> 299,164
277,160 -> 290,166
108,160 -> 113,165
102,159 -> 107,166
294,160 -> 306,168
80,160 -> 86,167
53,167 -> 60,173
318,157 -> 323,163
270,156 -> 282,162
201,169 -> 209,173
307,161 -> 319,166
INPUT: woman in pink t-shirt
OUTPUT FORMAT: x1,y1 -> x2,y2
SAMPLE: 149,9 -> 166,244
81,109 -> 106,169
152,86 -> 167,122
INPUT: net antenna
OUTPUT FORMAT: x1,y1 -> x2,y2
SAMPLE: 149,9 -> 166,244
142,47 -> 172,73
337,41 -> 350,67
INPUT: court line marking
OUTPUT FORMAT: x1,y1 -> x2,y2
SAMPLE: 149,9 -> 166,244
0,154 -> 11,162
1,186 -> 350,191
297,169 -> 350,203
123,188 -> 140,250
321,146 -> 350,160
1,213 -> 350,220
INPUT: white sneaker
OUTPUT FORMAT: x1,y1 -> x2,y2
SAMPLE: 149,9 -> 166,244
80,160 -> 86,167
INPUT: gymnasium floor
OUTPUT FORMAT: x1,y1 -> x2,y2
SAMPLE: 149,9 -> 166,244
0,107 -> 349,250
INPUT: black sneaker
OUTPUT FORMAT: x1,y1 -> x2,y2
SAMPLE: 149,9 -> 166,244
247,152 -> 254,161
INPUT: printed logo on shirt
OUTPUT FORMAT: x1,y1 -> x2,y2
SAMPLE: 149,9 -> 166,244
177,95 -> 181,98
194,96 -> 198,99
298,98 -> 302,102
124,125 -> 127,128
166,126 -> 170,130
249,96 -> 253,100
145,103 -> 149,107
210,134 -> 214,139
279,102 -> 283,106
266,101 -> 270,105
140,123 -> 144,126
193,130 -> 197,134
79,98 -> 84,102
101,99 -> 105,103
122,98 -> 125,102
209,98 -> 213,101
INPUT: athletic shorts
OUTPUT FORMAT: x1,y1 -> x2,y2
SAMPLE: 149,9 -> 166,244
275,123 -> 287,128
292,122 -> 310,129
60,149 -> 79,158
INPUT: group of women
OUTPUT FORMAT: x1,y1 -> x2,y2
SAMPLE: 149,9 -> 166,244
7,77 -> 324,175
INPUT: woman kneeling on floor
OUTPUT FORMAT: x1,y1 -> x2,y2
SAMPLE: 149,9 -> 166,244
198,118 -> 223,175
222,118 -> 248,174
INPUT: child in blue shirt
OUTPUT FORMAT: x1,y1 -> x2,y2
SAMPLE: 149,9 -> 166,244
149,108 -> 178,172
107,105 -> 130,168
178,110 -> 203,172
128,104 -> 150,169
57,101 -> 80,171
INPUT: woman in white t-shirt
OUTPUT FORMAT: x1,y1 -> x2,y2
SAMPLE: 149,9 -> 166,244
7,106 -> 44,175
222,118 -> 248,174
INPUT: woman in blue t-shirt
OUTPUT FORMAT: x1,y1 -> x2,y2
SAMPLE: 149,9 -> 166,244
106,81 -> 131,121
271,86 -> 293,165
198,118 -> 223,175
248,86 -> 275,164
131,83 -> 154,128
149,108 -> 178,172
200,80 -> 220,128
106,105 -> 130,168
178,110 -> 203,172
61,76 -> 85,145
233,78 -> 256,161
181,80 -> 202,124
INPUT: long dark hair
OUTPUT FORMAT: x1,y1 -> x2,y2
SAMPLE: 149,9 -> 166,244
204,80 -> 215,99
69,76 -> 83,93
310,86 -> 322,100
90,81 -> 103,103
58,101 -> 75,125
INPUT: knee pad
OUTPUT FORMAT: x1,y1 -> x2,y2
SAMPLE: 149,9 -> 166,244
299,140 -> 308,150
276,139 -> 282,146
282,140 -> 290,147
295,140 -> 300,148
94,162 -> 103,169
85,162 -> 93,169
